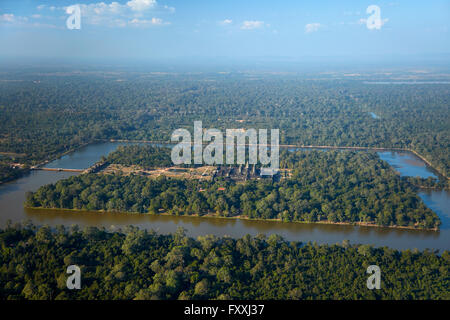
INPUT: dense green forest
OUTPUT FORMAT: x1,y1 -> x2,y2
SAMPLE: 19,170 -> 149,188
0,163 -> 26,184
0,72 -> 448,179
106,145 -> 173,168
0,223 -> 448,300
403,176 -> 449,190
25,150 -> 440,229
104,145 -> 449,190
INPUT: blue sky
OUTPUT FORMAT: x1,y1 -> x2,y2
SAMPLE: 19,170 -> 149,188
0,0 -> 449,64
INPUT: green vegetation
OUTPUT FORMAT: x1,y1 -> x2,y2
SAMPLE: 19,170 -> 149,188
25,150 -> 440,229
106,145 -> 173,168
0,163 -> 26,184
1,70 -> 448,302
0,73 -> 448,177
0,223 -> 448,300
403,176 -> 449,190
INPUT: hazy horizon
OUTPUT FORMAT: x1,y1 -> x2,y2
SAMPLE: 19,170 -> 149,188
1,0 -> 449,67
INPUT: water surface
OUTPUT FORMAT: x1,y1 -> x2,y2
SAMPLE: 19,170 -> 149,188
369,112 -> 379,119
43,142 -> 129,169
0,142 -> 448,252
378,151 -> 438,179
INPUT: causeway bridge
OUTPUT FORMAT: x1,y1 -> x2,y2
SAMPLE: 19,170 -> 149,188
32,167 -> 85,173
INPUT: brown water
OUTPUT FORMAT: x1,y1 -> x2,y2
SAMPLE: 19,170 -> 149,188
0,142 -> 448,252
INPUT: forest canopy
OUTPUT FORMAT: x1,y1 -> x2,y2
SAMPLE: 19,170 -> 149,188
0,223 -> 448,300
25,150 -> 441,229
106,145 -> 173,168
0,73 -> 448,178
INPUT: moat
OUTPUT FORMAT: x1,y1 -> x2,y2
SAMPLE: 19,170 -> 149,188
0,142 -> 448,251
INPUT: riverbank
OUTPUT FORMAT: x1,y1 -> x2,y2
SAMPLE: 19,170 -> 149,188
406,148 -> 449,181
178,211 -> 440,231
30,141 -> 92,170
411,184 -> 450,191
2,139 -> 447,185
0,141 -> 95,185
5,160 -> 447,252
24,205 -> 440,232
0,167 -> 28,186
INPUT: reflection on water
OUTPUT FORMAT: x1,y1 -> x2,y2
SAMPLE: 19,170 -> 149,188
43,142 -> 172,170
378,151 -> 438,179
43,142 -> 130,169
369,112 -> 380,119
418,190 -> 450,229
0,170 -> 78,227
0,142 -> 448,252
23,207 -> 442,251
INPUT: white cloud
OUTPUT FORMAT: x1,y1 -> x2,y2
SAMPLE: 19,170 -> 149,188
220,19 -> 232,25
0,13 -> 29,25
0,13 -> 15,23
305,23 -> 321,33
79,2 -> 126,25
49,1 -> 172,28
241,20 -> 265,30
162,5 -> 175,13
126,0 -> 156,12
358,18 -> 366,25
0,12 -> 61,29
129,17 -> 168,26
12,1 -> 171,29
